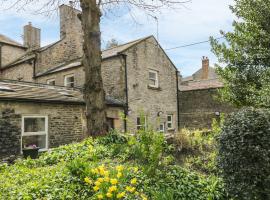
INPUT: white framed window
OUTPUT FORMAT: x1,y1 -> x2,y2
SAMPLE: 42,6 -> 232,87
64,74 -> 75,87
47,79 -> 55,86
148,70 -> 159,88
21,116 -> 48,151
136,117 -> 147,130
159,123 -> 165,133
167,114 -> 173,130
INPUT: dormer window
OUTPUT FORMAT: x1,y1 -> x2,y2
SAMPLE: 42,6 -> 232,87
148,70 -> 159,88
64,74 -> 75,87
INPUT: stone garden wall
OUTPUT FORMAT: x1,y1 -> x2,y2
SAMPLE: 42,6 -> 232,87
179,88 -> 235,129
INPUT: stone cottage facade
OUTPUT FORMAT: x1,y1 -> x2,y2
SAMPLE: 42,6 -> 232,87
0,80 -> 124,159
178,57 -> 235,129
0,5 -> 179,134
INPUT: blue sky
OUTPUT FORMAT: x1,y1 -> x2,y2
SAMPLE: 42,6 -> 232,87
0,0 -> 234,77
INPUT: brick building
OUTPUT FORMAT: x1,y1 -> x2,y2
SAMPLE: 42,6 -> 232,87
0,4 -> 179,139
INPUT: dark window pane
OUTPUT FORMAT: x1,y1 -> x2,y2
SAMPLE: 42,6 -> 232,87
24,118 -> 45,132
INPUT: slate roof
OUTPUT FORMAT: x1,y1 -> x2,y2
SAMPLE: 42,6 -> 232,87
3,36 -> 152,71
181,67 -> 218,82
0,34 -> 24,47
34,36 -> 152,77
102,36 -> 151,59
0,80 -> 124,106
179,79 -> 223,91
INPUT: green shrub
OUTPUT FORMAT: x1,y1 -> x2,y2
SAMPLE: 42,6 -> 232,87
218,108 -> 270,199
144,165 -> 227,200
127,129 -> 169,175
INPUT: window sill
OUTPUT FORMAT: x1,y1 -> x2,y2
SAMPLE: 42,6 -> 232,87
148,85 -> 161,91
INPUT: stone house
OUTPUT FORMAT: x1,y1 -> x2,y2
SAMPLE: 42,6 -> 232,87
178,57 -> 234,129
0,80 -> 124,159
0,5 -> 179,134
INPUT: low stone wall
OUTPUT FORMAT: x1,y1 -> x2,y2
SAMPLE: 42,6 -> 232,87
0,108 -> 21,159
178,88 -> 235,129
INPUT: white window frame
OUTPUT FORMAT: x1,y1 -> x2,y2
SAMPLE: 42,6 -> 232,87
148,70 -> 159,88
21,115 -> 48,151
167,114 -> 173,130
64,74 -> 75,87
159,123 -> 165,133
46,79 -> 56,86
136,116 -> 147,130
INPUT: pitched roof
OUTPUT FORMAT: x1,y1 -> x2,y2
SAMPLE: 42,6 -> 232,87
102,36 -> 151,59
2,53 -> 35,69
34,36 -> 153,77
179,79 -> 223,91
0,79 -> 124,106
0,34 -> 24,47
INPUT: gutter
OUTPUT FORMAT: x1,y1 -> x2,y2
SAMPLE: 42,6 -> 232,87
120,53 -> 128,132
176,70 -> 180,131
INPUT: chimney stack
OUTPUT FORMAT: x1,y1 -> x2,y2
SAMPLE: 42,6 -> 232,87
202,56 -> 209,79
23,22 -> 41,49
59,4 -> 82,39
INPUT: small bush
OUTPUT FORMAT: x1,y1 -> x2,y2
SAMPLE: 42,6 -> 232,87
144,165 -> 227,200
218,108 -> 270,199
127,129 -> 169,175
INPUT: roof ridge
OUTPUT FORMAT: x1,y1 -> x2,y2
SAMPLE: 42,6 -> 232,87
0,33 -> 24,47
103,35 -> 152,52
0,79 -> 81,91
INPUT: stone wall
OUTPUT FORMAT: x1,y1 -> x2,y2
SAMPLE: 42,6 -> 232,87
1,45 -> 26,66
0,108 -> 21,159
0,101 -> 86,151
36,56 -> 126,101
35,5 -> 83,75
36,66 -> 85,87
179,88 -> 235,129
125,37 -> 178,132
1,63 -> 33,81
0,101 -> 124,158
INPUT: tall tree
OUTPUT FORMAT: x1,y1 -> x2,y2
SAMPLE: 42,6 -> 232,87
211,0 -> 270,108
1,0 -> 188,136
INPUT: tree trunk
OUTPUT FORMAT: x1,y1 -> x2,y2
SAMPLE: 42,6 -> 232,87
79,0 -> 107,136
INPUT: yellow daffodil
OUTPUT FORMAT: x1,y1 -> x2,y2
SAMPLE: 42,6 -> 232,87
104,176 -> 110,182
104,170 -> 109,177
93,186 -> 99,191
133,167 -> 138,173
117,172 -> 122,178
91,168 -> 99,174
116,165 -> 124,171
97,178 -> 104,183
97,194 -> 103,199
106,192 -> 113,198
110,178 -> 118,185
141,194 -> 148,200
108,185 -> 117,193
116,192 -> 126,199
125,186 -> 135,193
130,178 -> 137,185
94,181 -> 101,186
84,177 -> 93,185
